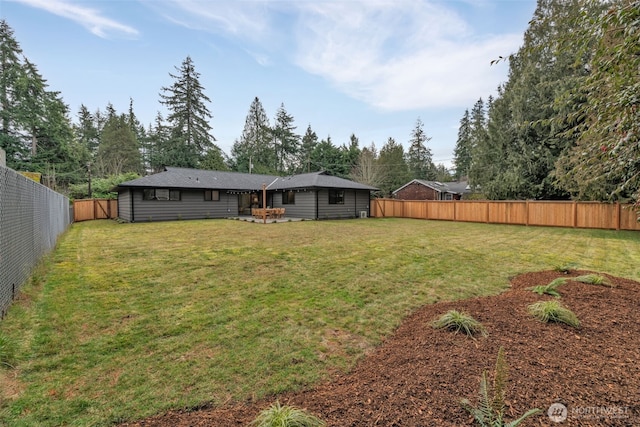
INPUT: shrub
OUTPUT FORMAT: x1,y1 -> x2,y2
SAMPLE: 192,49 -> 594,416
251,401 -> 325,427
573,274 -> 611,287
461,347 -> 540,427
527,301 -> 580,328
527,278 -> 567,297
431,310 -> 487,337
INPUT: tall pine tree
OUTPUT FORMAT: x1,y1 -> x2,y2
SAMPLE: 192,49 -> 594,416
159,56 -> 216,168
406,118 -> 435,180
272,103 -> 299,174
453,109 -> 472,180
231,97 -> 273,173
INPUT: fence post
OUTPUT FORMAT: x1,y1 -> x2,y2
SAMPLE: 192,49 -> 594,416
573,201 -> 578,228
525,200 -> 529,226
485,202 -> 489,223
616,202 -> 621,231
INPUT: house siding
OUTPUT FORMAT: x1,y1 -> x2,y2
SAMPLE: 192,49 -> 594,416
317,189 -> 370,219
118,189 -> 132,221
129,188 -> 239,222
271,190 -> 317,219
395,182 -> 440,200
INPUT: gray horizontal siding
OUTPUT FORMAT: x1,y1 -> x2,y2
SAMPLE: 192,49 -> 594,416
118,189 -> 132,222
271,190 -> 317,219
317,189 -> 370,219
128,189 -> 238,222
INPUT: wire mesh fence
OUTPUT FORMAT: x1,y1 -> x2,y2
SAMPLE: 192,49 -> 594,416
0,165 -> 71,318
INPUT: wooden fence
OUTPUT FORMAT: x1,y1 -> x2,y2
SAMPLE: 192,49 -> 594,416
370,199 -> 640,231
73,199 -> 118,222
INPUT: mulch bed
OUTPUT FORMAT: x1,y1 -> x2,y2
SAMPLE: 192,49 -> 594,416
120,270 -> 640,426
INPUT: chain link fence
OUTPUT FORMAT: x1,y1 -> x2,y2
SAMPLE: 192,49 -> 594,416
0,164 -> 71,318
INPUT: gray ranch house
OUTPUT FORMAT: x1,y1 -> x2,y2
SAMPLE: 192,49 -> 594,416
115,167 -> 378,222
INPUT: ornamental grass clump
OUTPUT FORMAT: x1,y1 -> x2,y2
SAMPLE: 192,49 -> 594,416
432,310 -> 487,337
250,401 -> 326,427
527,301 -> 580,328
573,274 -> 611,287
527,278 -> 567,297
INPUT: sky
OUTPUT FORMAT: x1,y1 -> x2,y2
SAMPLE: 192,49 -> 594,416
2,0 -> 537,169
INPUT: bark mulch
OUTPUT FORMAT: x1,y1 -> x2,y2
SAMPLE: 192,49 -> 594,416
120,270 -> 640,426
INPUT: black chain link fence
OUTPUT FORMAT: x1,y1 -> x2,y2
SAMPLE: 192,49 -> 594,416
0,165 -> 71,318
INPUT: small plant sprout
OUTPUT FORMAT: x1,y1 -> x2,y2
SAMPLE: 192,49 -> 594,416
573,274 -> 612,287
527,300 -> 580,328
431,310 -> 487,337
554,262 -> 578,274
251,401 -> 326,427
461,347 -> 541,427
527,278 -> 567,297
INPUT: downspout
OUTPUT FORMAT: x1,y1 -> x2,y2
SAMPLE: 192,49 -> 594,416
315,189 -> 319,220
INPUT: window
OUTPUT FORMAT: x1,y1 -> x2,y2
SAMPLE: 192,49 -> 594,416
143,188 -> 180,201
444,193 -> 453,201
204,190 -> 220,201
328,190 -> 344,205
282,190 -> 295,205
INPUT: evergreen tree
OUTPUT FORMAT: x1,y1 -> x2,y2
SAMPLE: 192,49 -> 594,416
74,104 -> 100,156
378,137 -> 410,196
272,103 -> 299,174
296,124 -> 318,173
200,145 -> 229,171
231,97 -> 273,173
147,112 -> 170,173
159,56 -> 217,167
554,0 -> 639,204
0,20 -> 28,165
309,136 -> 343,176
453,109 -> 472,180
338,134 -> 361,178
96,113 -> 142,176
30,91 -> 81,189
469,0 -> 595,200
406,118 -> 435,180
18,59 -> 47,158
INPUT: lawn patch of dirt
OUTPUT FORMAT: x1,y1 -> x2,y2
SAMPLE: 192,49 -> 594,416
120,270 -> 640,426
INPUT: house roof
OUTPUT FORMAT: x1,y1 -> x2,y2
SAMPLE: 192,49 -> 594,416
116,167 -> 378,192
392,179 -> 471,195
268,171 -> 378,191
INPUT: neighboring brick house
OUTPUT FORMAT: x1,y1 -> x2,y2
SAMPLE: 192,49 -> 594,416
392,180 -> 471,200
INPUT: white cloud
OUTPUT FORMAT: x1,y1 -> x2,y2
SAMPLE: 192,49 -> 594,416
292,1 -> 521,110
145,0 -> 274,44
144,0 -> 523,109
14,0 -> 138,38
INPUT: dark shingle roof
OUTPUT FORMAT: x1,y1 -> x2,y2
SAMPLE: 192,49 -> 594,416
392,179 -> 471,195
117,167 -> 378,192
268,171 -> 378,191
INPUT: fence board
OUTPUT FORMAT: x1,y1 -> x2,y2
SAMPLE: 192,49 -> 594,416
527,201 -> 574,227
73,199 -> 118,222
370,199 -> 639,231
487,201 -> 527,225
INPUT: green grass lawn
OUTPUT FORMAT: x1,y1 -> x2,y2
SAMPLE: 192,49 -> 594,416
1,218 -> 639,426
